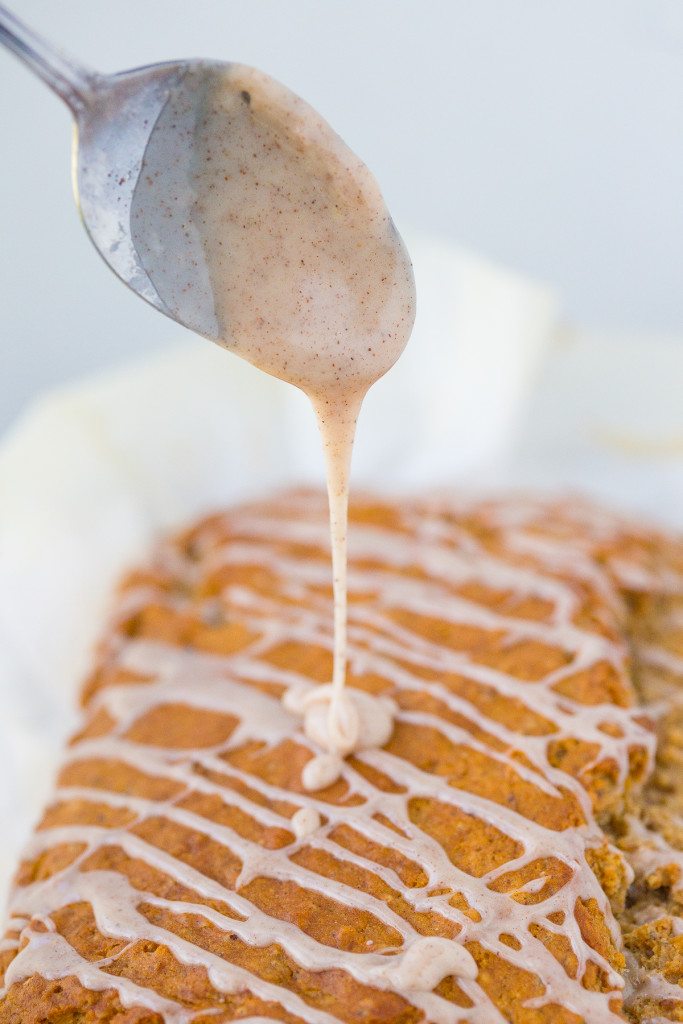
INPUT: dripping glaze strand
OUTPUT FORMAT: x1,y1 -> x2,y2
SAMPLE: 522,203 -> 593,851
129,62 -> 416,773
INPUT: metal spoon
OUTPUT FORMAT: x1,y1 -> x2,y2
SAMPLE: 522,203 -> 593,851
0,3 -> 208,321
0,5 -> 415,356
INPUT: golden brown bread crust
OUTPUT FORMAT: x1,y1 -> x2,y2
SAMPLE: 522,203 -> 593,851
1,491 -> 683,1023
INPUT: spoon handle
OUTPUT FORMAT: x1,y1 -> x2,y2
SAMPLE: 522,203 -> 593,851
0,4 -> 97,114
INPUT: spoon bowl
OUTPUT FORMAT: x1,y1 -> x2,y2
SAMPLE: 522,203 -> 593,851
0,5 -> 415,374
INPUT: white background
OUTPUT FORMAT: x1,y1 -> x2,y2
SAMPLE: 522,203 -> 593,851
1,0 -> 683,431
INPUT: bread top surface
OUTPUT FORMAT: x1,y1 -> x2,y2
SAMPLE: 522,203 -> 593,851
1,490 -> 683,1024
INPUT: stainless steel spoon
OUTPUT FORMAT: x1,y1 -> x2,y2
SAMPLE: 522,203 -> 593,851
0,3 -> 207,321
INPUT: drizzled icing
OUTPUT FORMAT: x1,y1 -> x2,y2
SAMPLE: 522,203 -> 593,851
284,683 -> 396,790
374,936 -> 478,990
290,807 -> 322,841
1,491 -> 680,1024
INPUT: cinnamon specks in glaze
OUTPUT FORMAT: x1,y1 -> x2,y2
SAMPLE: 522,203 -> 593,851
3,491 -> 683,1023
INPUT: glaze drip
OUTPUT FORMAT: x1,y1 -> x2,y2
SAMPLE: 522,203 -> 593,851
128,62 -> 416,767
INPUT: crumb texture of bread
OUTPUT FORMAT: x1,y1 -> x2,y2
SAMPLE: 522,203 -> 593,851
1,491 -> 683,1024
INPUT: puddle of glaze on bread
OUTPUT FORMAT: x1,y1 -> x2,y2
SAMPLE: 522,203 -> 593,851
1,491 -> 682,1024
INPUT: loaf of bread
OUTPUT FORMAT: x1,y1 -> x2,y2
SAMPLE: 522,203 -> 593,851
1,491 -> 682,1023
